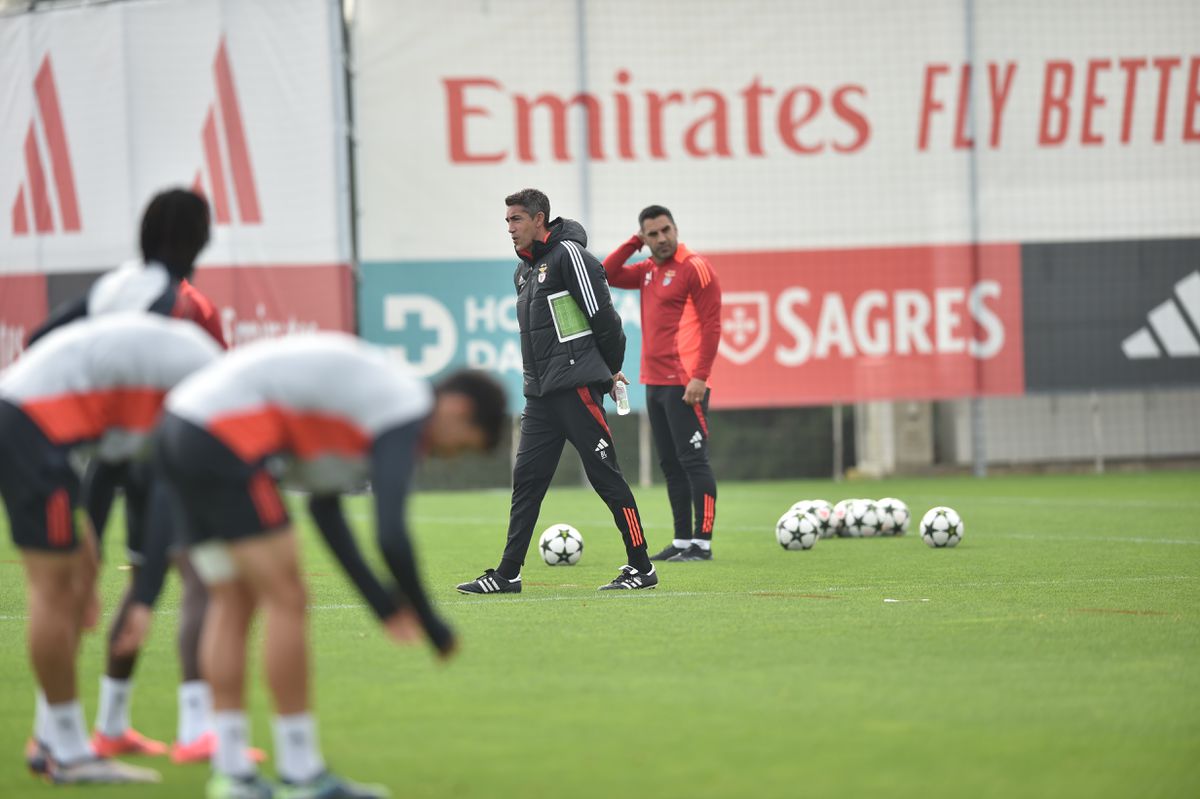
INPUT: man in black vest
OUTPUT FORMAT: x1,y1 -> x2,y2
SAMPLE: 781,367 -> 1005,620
456,188 -> 657,593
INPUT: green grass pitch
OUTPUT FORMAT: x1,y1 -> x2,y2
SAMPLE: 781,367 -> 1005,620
2,471 -> 1198,798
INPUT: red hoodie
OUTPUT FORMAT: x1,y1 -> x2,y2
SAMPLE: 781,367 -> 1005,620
603,235 -> 722,386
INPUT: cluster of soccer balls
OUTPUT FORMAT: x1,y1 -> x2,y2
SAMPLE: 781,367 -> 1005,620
774,499 -> 963,550
537,524 -> 585,566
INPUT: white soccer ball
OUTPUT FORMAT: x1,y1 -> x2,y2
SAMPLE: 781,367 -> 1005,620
775,509 -> 820,551
789,499 -> 814,515
806,499 -> 836,539
538,524 -> 584,565
876,497 -> 910,536
831,499 -> 853,536
845,499 -> 882,537
920,506 -> 964,548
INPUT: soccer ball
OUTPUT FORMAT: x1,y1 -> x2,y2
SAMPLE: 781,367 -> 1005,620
807,499 -> 837,539
876,497 -> 910,536
919,506 -> 964,548
789,499 -> 815,515
538,524 -> 584,565
845,499 -> 882,537
831,499 -> 853,536
775,509 -> 820,551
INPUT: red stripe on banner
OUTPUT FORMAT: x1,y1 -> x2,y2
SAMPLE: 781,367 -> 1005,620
46,489 -> 72,548
576,387 -> 612,437
12,186 -> 29,235
693,404 -> 708,437
214,40 -> 261,223
33,57 -> 80,231
191,169 -> 205,198
24,126 -> 53,233
202,108 -> 232,224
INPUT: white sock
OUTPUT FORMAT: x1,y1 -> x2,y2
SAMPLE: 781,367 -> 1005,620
694,539 -> 712,551
177,681 -> 212,745
45,701 -> 92,765
212,710 -> 254,778
672,538 -> 692,549
273,713 -> 325,784
35,690 -> 49,742
94,676 -> 132,738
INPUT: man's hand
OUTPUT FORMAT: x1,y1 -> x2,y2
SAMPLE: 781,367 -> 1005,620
382,607 -> 422,645
112,602 -> 153,656
683,377 -> 707,405
632,231 -> 645,249
609,371 -> 630,401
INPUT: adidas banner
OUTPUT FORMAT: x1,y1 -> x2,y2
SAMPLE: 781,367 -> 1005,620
0,0 -> 352,366
1022,239 -> 1200,392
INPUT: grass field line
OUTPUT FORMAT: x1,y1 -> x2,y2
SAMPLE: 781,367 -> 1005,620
354,511 -> 1200,545
3,574 -> 1190,622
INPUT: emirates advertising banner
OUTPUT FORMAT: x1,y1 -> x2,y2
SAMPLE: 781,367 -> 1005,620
354,0 -> 1199,407
0,0 -> 352,367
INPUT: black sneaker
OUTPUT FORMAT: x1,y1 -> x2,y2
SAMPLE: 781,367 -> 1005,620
666,544 -> 713,562
25,738 -> 50,775
598,565 -> 658,591
649,543 -> 689,561
456,569 -> 521,595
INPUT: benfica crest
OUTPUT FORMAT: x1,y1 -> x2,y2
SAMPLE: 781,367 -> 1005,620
719,292 -> 770,365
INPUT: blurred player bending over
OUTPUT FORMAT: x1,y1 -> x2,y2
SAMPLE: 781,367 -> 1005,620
131,333 -> 505,799
27,188 -> 240,763
604,206 -> 722,562
0,314 -> 221,784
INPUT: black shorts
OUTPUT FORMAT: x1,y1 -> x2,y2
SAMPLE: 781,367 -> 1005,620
0,400 -> 81,552
83,459 -> 157,564
156,411 -> 290,545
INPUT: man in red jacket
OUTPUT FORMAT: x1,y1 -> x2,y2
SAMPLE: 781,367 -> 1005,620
603,206 -> 722,561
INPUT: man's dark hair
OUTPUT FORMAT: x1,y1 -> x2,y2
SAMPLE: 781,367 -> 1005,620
140,188 -> 211,280
435,369 -> 508,452
505,188 -> 551,225
638,204 -> 675,228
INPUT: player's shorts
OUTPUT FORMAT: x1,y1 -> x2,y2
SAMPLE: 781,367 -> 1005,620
156,411 -> 290,554
0,399 -> 81,552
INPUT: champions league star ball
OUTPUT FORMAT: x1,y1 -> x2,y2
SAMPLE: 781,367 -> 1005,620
876,497 -> 911,536
831,499 -> 853,536
920,506 -> 964,548
807,499 -> 836,539
776,509 -> 820,551
538,524 -> 584,565
845,499 -> 882,537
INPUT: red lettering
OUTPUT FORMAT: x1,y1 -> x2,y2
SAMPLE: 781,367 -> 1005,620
918,64 -> 950,150
1039,60 -> 1073,145
684,90 -> 732,158
1081,58 -> 1111,145
987,62 -> 1017,148
443,78 -> 505,164
1118,58 -> 1147,144
832,85 -> 870,153
614,70 -> 635,159
1152,57 -> 1181,142
740,77 -> 774,156
515,93 -> 603,162
777,87 -> 823,154
954,64 -> 974,149
647,91 -> 684,159
1185,56 -> 1200,142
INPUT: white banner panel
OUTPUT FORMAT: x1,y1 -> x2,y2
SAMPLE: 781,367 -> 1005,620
0,0 -> 349,274
354,0 -> 1200,261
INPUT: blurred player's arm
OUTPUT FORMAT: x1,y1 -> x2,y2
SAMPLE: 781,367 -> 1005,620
601,234 -> 647,289
686,261 -> 723,403
370,422 -> 456,657
26,297 -> 88,347
307,493 -> 403,622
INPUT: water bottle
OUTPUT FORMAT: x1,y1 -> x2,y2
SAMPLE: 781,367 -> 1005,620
613,380 -> 631,415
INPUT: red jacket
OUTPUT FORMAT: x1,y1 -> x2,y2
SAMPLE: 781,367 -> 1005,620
603,235 -> 722,386
175,279 -> 229,349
